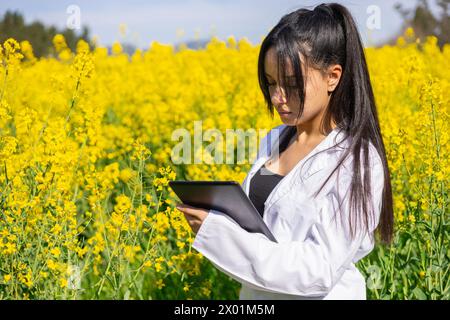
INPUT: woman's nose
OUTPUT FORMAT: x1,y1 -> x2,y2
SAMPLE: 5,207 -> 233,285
271,86 -> 287,105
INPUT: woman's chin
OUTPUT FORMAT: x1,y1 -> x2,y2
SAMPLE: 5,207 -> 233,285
279,116 -> 297,126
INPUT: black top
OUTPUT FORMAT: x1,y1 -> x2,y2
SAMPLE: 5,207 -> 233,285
249,126 -> 297,218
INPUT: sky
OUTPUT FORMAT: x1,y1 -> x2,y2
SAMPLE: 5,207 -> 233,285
0,0 -> 424,48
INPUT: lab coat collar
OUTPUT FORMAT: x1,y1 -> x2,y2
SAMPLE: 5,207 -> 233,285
248,124 -> 350,213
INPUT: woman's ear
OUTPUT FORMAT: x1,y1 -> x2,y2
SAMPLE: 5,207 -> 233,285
327,64 -> 342,93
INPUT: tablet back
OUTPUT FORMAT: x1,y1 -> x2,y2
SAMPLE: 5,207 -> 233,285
169,180 -> 277,242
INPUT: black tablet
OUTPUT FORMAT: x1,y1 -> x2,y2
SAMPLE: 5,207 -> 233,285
168,180 -> 277,242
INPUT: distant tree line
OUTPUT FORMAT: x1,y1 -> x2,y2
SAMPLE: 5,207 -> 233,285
0,10 -> 91,57
395,0 -> 449,46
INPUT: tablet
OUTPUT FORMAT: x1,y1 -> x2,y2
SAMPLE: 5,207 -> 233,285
168,180 -> 277,242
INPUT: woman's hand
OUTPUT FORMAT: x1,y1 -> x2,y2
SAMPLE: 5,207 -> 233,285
175,203 -> 209,235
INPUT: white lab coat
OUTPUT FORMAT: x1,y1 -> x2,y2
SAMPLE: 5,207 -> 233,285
192,124 -> 384,300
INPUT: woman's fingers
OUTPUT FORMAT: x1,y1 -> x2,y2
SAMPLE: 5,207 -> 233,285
182,211 -> 197,222
177,205 -> 199,223
181,212 -> 201,234
176,202 -> 208,234
176,203 -> 206,219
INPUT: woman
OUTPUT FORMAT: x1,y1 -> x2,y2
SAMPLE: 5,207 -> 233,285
176,2 -> 393,300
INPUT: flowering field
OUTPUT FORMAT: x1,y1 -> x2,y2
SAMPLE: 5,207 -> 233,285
0,29 -> 448,299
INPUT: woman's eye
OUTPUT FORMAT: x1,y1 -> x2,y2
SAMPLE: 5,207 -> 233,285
268,83 -> 276,87
285,81 -> 297,88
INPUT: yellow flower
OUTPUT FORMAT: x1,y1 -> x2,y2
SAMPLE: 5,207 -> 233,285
60,277 -> 68,288
114,194 -> 132,214
201,287 -> 211,297
435,171 -> 444,181
2,38 -> 24,66
146,163 -> 157,173
405,27 -> 415,38
3,242 -> 16,255
156,279 -> 165,289
123,245 -> 140,262
154,262 -> 163,273
47,259 -> 58,271
3,274 -> 12,283
176,241 -> 186,250
50,247 -> 61,258
119,23 -> 127,37
112,41 -> 123,55
19,269 -> 33,288
53,34 -> 67,52
119,168 -> 135,183
19,40 -> 36,62
51,224 -> 63,234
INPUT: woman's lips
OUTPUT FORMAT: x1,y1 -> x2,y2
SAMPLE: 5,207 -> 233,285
278,111 -> 292,116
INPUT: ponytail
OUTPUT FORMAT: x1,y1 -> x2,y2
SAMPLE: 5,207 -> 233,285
322,3 -> 394,244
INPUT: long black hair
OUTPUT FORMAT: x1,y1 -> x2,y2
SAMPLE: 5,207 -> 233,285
257,3 -> 394,244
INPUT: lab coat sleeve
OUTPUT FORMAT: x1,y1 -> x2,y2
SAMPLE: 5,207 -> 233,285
192,151 -> 385,297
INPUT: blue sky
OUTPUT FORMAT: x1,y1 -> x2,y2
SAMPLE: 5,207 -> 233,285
1,0 -> 422,48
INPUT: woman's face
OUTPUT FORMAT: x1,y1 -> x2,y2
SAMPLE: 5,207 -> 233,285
264,46 -> 340,127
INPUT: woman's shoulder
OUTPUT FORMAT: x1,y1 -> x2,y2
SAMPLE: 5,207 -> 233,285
332,137 -> 384,187
345,139 -> 383,170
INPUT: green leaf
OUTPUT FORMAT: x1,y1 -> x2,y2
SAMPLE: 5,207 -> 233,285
412,287 -> 427,300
